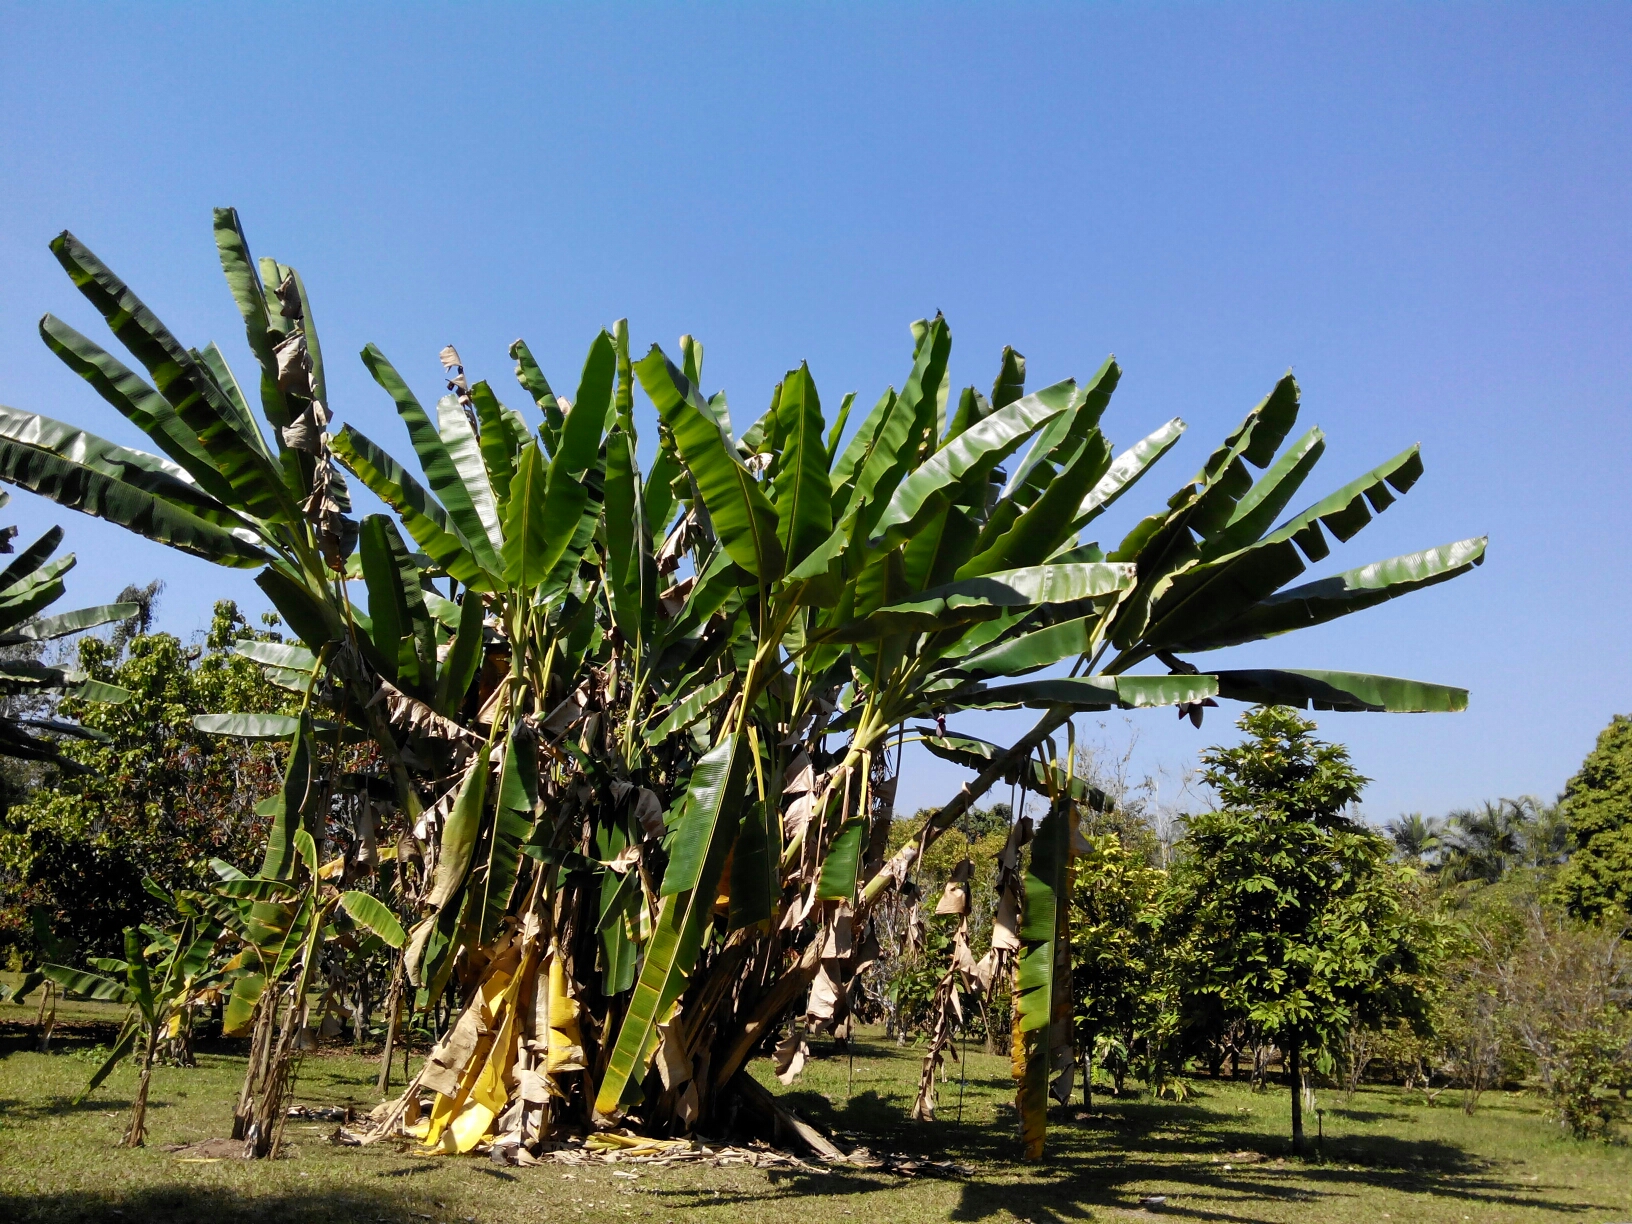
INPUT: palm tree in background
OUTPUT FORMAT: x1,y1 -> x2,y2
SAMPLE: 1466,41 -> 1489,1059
1437,797 -> 1567,883
1384,812 -> 1444,867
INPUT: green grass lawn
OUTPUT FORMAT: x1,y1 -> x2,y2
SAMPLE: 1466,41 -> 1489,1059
2,997 -> 1629,1224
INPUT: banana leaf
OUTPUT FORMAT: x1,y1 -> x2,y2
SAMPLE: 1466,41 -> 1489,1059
1,602 -> 135,645
637,346 -> 783,581
817,562 -> 1135,642
331,425 -> 496,589
212,207 -> 291,430
339,891 -> 406,949
959,674 -> 1220,712
1208,668 -> 1468,713
50,231 -> 297,527
426,749 -> 492,911
0,409 -> 271,567
771,363 -> 834,569
434,393 -> 504,556
596,734 -> 749,1116
1015,798 -> 1073,1161
1174,537 -> 1488,652
1198,425 -> 1325,561
191,713 -> 305,741
919,730 -> 1110,809
477,724 -> 537,947
509,338 -> 565,450
40,963 -> 130,1004
38,314 -> 243,506
435,591 -> 486,718
470,381 -> 524,504
1070,417 -> 1186,531
1266,444 -> 1424,563
815,819 -> 866,902
259,714 -> 313,880
869,379 -> 1077,552
1185,373 -> 1302,537
360,345 -> 502,573
358,513 -> 437,691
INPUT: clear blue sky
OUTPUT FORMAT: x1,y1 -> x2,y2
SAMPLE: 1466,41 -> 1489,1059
1,4 -> 1627,822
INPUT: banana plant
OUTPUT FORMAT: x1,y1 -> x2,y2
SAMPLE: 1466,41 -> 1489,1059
0,499 -> 136,764
0,210 -> 1488,1163
40,902 -> 223,1147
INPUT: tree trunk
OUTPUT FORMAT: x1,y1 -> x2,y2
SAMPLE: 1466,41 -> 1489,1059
1081,1027 -> 1093,1108
123,1029 -> 158,1148
376,951 -> 407,1096
234,989 -> 277,1141
35,981 -> 57,1052
1288,1037 -> 1304,1156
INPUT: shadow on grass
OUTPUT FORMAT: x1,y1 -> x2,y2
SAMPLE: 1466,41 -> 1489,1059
0,1093 -> 169,1122
0,1186 -> 406,1224
750,1049 -> 1618,1224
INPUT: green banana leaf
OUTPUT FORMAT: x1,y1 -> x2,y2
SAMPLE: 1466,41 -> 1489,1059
331,425 -> 496,589
1208,668 -> 1468,713
434,393 -> 505,556
50,231 -> 297,527
40,963 -> 130,1004
0,408 -> 272,567
959,674 -> 1221,712
1197,425 -> 1324,560
729,798 -> 779,930
259,714 -> 313,880
869,379 -> 1076,552
1070,417 -> 1186,531
1174,537 -> 1488,652
1137,537 -> 1308,652
2,601 -> 137,644
637,346 -> 784,581
1003,357 -> 1116,507
817,562 -> 1135,642
434,591 -> 485,718
360,345 -> 502,573
231,640 -> 318,673
960,425 -> 1112,575
425,749 -> 492,911
498,442 -> 552,589
191,713 -> 305,740
212,207 -> 291,430
1184,373 -> 1302,537
477,724 -> 537,947
1015,798 -> 1073,1161
1266,444 -> 1424,563
358,514 -> 437,691
946,615 -> 1098,682
771,363 -> 834,570
596,733 -> 749,1116
509,339 -> 564,456
339,891 -> 406,949
816,819 -> 866,902
918,730 -> 1110,809
38,314 -> 245,507
470,381 -> 524,505
75,1013 -> 142,1103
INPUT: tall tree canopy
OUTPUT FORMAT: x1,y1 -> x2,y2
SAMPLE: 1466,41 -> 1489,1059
1553,714 -> 1632,924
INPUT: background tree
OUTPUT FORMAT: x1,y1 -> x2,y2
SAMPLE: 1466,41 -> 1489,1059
1070,828 -> 1169,1101
1166,706 -> 1434,1154
1385,813 -> 1443,867
0,600 -> 293,959
1553,714 -> 1632,924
